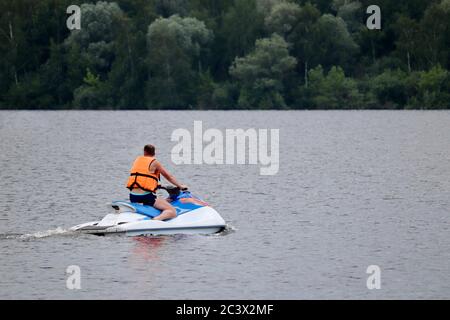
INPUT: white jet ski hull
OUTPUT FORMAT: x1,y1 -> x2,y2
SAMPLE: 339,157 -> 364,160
70,202 -> 226,236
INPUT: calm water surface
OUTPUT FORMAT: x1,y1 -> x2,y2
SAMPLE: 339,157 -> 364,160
0,110 -> 449,299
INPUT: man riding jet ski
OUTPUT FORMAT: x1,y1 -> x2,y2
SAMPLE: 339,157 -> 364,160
70,185 -> 226,236
126,144 -> 188,221
70,144 -> 226,236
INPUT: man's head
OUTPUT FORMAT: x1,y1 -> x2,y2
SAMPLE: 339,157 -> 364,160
144,144 -> 155,156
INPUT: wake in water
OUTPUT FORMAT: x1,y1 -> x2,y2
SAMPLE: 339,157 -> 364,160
19,227 -> 70,240
213,224 -> 237,236
0,227 -> 72,241
1,223 -> 236,240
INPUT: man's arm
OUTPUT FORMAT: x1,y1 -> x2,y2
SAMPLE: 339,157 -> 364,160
154,161 -> 188,190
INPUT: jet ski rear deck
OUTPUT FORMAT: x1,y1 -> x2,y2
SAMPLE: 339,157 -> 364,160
70,187 -> 226,236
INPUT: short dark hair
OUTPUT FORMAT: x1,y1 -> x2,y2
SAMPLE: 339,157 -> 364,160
144,144 -> 155,156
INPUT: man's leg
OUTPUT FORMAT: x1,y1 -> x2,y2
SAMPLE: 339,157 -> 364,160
152,197 -> 177,221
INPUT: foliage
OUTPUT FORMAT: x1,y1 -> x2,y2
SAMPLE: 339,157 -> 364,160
0,0 -> 449,109
306,65 -> 363,109
230,34 -> 297,108
145,14 -> 212,108
412,65 -> 450,109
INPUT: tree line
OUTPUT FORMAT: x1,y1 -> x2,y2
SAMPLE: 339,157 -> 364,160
1,0 -> 449,109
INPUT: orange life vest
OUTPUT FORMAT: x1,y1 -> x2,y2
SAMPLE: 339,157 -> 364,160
126,156 -> 160,192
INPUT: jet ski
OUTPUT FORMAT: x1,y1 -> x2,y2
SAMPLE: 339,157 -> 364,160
70,186 -> 226,236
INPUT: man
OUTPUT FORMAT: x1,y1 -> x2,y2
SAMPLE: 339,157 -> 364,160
126,144 -> 188,221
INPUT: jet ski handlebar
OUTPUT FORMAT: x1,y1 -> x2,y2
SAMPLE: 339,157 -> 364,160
158,185 -> 188,197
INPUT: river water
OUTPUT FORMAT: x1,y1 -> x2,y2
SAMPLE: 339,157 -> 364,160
0,110 -> 449,299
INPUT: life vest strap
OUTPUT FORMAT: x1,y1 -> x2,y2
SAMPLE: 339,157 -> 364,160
128,173 -> 159,192
128,181 -> 157,192
130,172 -> 159,181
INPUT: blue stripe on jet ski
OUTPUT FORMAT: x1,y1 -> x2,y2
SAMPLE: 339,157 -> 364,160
113,192 -> 206,219
130,201 -> 204,219
130,203 -> 161,218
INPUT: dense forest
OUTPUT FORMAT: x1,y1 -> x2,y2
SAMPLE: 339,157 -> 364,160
0,0 -> 449,109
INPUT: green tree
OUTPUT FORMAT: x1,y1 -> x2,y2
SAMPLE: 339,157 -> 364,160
214,0 -> 265,79
370,69 -> 415,109
73,68 -> 111,109
412,65 -> 450,109
332,0 -> 364,35
307,65 -> 363,109
393,16 -> 420,73
264,1 -> 302,37
146,15 -> 213,108
155,0 -> 189,17
265,3 -> 357,87
62,1 -> 125,108
106,8 -> 150,109
0,0 -> 74,108
256,0 -> 285,16
265,2 -> 321,87
230,33 -> 297,108
64,2 -> 125,76
418,0 -> 450,69
311,14 -> 359,71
